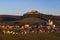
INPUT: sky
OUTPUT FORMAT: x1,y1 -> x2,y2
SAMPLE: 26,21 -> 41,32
0,0 -> 60,16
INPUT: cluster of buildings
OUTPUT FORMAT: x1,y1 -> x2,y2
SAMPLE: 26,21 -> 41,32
0,19 -> 60,34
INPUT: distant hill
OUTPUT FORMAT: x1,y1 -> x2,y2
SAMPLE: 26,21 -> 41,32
0,10 -> 60,26
0,15 -> 23,22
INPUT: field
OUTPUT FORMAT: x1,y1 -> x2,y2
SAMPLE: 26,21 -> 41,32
0,32 -> 60,40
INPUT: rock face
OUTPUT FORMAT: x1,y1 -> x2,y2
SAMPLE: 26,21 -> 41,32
24,10 -> 40,14
0,10 -> 60,26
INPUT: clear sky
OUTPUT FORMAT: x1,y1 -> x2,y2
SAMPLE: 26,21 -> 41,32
0,0 -> 60,16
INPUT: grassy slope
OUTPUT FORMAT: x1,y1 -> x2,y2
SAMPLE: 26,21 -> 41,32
0,32 -> 60,40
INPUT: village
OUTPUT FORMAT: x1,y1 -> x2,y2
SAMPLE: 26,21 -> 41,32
0,19 -> 60,34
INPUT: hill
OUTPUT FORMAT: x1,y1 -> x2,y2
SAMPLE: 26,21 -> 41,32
0,10 -> 60,26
